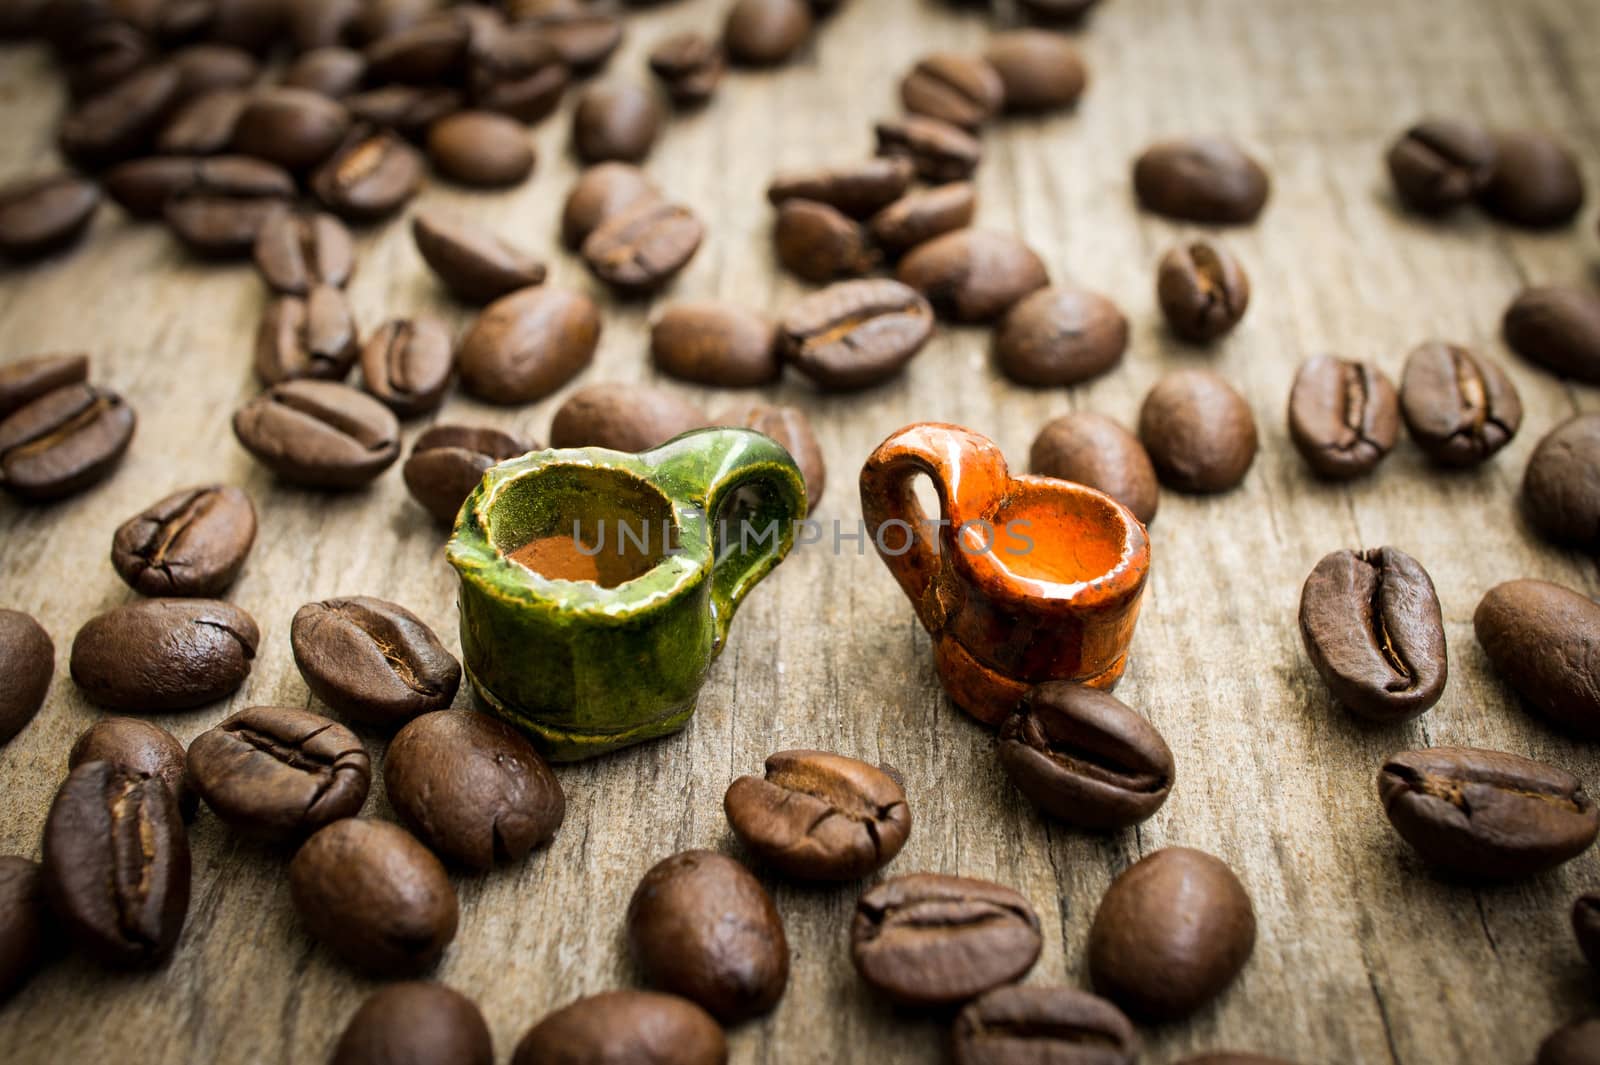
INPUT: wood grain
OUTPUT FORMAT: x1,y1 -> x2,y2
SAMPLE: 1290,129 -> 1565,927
2,0 -> 1599,1061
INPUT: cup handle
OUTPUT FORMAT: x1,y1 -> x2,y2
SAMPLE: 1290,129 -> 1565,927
858,422 -> 1012,633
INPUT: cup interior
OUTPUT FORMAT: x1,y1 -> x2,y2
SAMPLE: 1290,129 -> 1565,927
985,482 -> 1128,585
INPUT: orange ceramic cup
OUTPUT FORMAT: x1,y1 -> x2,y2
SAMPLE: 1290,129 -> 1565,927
860,422 -> 1151,726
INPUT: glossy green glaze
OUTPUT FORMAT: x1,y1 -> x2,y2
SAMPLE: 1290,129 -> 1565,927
447,428 -> 807,761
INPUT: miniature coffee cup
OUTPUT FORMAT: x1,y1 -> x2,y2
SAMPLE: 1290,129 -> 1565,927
447,428 -> 807,761
860,422 -> 1150,726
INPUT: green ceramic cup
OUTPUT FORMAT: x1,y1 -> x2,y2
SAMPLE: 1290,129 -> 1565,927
446,427 -> 807,761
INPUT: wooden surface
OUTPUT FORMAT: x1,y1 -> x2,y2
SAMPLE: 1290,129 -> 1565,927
2,1 -> 1599,1061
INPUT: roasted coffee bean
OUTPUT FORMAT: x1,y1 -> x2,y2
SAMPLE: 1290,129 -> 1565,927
1133,137 -> 1270,224
1287,355 -> 1400,480
561,161 -> 659,249
283,47 -> 367,98
1479,129 -> 1586,228
1030,412 -> 1159,525
332,983 -> 494,1065
292,596 -> 460,728
767,157 -> 915,219
531,11 -> 624,73
61,20 -> 150,101
234,380 -> 401,488
724,750 -> 910,880
427,110 -> 534,187
312,125 -> 424,220
1379,747 -> 1599,878
0,857 -> 50,1003
187,706 -> 369,839
722,404 -> 825,512
1138,369 -> 1257,493
1089,848 -> 1253,1019
781,279 -> 934,390
345,0 -> 436,45
0,384 -> 136,500
723,0 -> 811,67
652,302 -> 780,387
774,199 -> 877,283
1157,240 -> 1250,343
1524,414 -> 1600,549
255,286 -> 360,384
69,717 -> 193,818
70,598 -> 257,711
952,986 -> 1138,1065
1475,579 -> 1600,738
1504,285 -> 1600,384
1537,1018 -> 1600,1065
111,484 -> 256,597
385,710 -> 564,870
512,991 -> 726,1065
649,31 -> 724,104
1398,341 -> 1521,467
1574,894 -> 1600,971
290,818 -> 458,975
867,181 -> 976,255
364,15 -> 469,84
347,84 -> 464,137
898,228 -> 1047,323
0,174 -> 99,259
852,874 -> 1041,1007
107,155 -> 293,220
169,43 -> 258,96
582,199 -> 703,293
548,383 -> 705,452
998,682 -> 1173,830
412,210 -> 546,306
1385,118 -> 1496,214
0,353 -> 88,421
466,27 -> 568,125
232,87 -> 350,171
58,64 -> 182,167
361,318 -> 453,417
984,30 -> 1087,113
403,424 -> 529,525
901,52 -> 1003,130
0,610 -> 52,745
1018,0 -> 1102,22
994,284 -> 1126,386
157,89 -> 250,155
457,287 -> 601,404
41,761 -> 189,968
163,160 -> 298,255
252,210 -> 354,296
875,114 -> 982,184
1298,547 -> 1446,723
627,850 -> 788,1022
286,0 -> 359,49
571,82 -> 660,164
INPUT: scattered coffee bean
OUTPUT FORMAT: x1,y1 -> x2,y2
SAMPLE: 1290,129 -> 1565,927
1474,579 -> 1600,738
952,986 -> 1138,1065
62,22 -> 151,102
852,873 -> 1041,1007
561,162 -> 660,249
385,710 -> 565,870
157,89 -> 251,155
651,302 -> 780,387
1157,240 -> 1250,343
627,849 -> 789,1022
721,404 -> 825,511
0,354 -> 87,421
1029,411 -> 1159,525
1287,355 -> 1400,480
255,285 -> 360,384
111,484 -> 256,597
1298,547 -> 1446,723
724,749 -> 910,880
582,199 -> 704,293
898,228 -> 1047,322
253,210 -> 355,297
457,286 -> 601,404
572,82 -> 660,164
166,195 -> 292,259
1089,847 -> 1254,1020
290,818 -> 458,975
549,383 -> 705,452
781,278 -> 935,390
994,284 -> 1126,386
1379,746 -> 1599,878
403,424 -> 530,526
1138,369 -> 1257,493
1574,893 -> 1600,971
512,990 -> 726,1065
1479,129 -> 1586,228
1018,0 -> 1103,22
412,210 -> 546,305
0,174 -> 100,259
774,198 -> 877,283
108,155 -> 293,221
360,317 -> 453,417
768,157 -> 915,219
347,84 -> 465,137
0,383 -> 136,501
169,43 -> 259,96
998,682 -> 1173,830
427,110 -> 534,187
983,30 -> 1087,113
364,15 -> 470,85
1523,414 -> 1600,549
532,11 -> 624,73
875,114 -> 982,183
1537,1018 -> 1600,1065
0,857 -> 50,1003
283,46 -> 368,98
69,717 -> 193,818
291,596 -> 461,728
187,706 -> 370,840
40,761 -> 189,968
724,0 -> 812,67
234,380 -> 401,488
59,64 -> 183,167
1503,284 -> 1600,383
312,125 -> 425,220
467,27 -> 568,124
1386,117 -> 1496,214
332,982 -> 494,1065
867,181 -> 976,255
1398,341 -> 1521,467
1133,137 -> 1270,224
70,598 -> 258,711
649,31 -> 725,104
901,52 -> 1003,130
0,609 -> 52,745
232,87 -> 351,171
